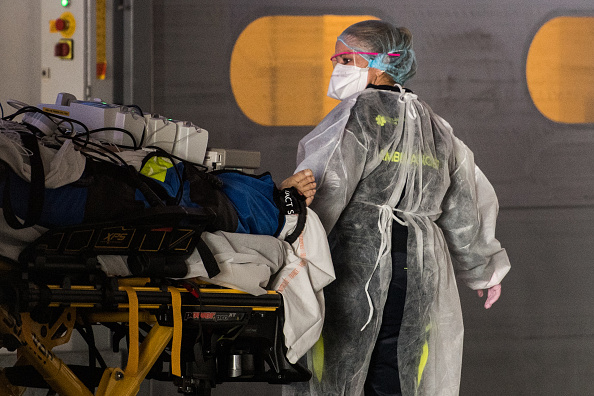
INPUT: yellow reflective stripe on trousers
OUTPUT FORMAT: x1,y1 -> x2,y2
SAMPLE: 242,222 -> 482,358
168,286 -> 182,377
312,335 -> 324,382
417,341 -> 429,387
417,325 -> 431,388
122,286 -> 139,376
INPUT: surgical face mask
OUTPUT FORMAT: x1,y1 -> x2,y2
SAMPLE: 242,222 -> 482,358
327,63 -> 369,100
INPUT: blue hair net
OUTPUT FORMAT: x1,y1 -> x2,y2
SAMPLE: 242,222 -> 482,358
338,20 -> 417,85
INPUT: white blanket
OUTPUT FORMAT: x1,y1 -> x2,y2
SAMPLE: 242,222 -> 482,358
184,209 -> 335,364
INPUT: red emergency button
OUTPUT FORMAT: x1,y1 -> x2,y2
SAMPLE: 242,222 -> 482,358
55,18 -> 69,31
54,39 -> 73,59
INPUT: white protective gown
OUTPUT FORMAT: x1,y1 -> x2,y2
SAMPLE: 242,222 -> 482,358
287,86 -> 511,396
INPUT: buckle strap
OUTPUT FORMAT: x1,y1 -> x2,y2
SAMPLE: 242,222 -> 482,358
196,237 -> 220,278
168,286 -> 182,377
2,133 -> 45,229
122,286 -> 139,376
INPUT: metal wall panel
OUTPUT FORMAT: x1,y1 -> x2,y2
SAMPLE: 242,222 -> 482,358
0,1 -> 41,107
151,2 -> 594,394
149,1 -> 594,394
0,0 -> 582,394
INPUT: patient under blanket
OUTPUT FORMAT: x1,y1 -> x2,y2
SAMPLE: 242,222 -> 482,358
0,125 -> 335,364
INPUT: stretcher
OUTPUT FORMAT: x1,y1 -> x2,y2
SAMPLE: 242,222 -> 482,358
0,206 -> 311,396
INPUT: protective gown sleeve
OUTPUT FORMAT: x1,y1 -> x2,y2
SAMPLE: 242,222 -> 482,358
436,137 -> 511,290
295,99 -> 367,233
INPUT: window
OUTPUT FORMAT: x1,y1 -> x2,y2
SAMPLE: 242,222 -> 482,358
230,15 -> 378,126
526,16 -> 594,124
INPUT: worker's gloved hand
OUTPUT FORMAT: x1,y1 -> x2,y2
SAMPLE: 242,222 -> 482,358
477,283 -> 501,309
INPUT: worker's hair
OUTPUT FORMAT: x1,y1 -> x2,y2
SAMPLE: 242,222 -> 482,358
339,20 -> 417,85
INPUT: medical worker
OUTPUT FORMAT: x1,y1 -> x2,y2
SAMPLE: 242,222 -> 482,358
287,20 -> 511,396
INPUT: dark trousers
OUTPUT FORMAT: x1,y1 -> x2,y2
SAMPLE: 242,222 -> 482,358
364,221 -> 408,396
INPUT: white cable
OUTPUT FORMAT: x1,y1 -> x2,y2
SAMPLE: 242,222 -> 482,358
6,99 -> 29,110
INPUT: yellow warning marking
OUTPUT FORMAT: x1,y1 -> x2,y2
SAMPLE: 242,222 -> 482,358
59,12 -> 76,39
96,0 -> 107,79
42,107 -> 70,117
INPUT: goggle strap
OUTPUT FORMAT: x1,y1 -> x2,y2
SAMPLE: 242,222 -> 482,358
330,51 -> 402,61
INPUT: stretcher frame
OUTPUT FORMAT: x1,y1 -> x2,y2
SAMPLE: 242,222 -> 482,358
0,279 -> 297,396
0,208 -> 311,395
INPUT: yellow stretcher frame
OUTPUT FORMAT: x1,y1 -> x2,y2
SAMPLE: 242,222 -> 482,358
0,276 -> 283,396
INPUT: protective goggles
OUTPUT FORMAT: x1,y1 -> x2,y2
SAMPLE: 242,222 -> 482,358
330,51 -> 401,61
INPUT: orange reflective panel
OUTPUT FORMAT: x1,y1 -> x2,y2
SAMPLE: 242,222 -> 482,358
527,16 -> 594,124
230,15 -> 378,126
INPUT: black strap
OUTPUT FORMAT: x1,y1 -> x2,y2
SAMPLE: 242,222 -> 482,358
135,175 -> 167,208
196,237 -> 220,278
279,187 -> 307,245
276,187 -> 304,216
86,160 -> 165,208
2,133 -> 45,229
285,210 -> 307,245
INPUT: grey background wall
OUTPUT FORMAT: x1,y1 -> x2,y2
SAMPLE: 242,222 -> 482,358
1,0 -> 594,395
0,2 -> 41,108
150,4 -> 594,394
